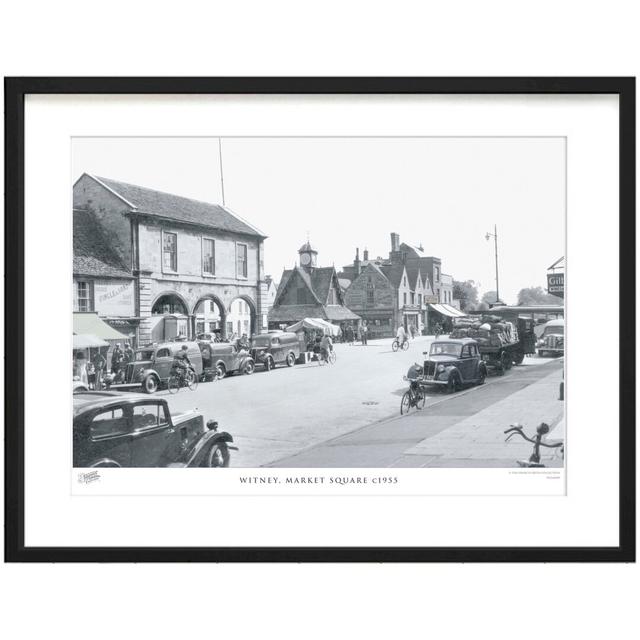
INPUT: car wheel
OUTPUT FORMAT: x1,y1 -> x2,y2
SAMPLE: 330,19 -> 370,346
286,352 -> 296,367
265,356 -> 275,371
215,364 -> 226,380
244,360 -> 255,375
203,442 -> 230,468
142,375 -> 158,394
400,391 -> 412,415
446,373 -> 460,393
477,367 -> 486,385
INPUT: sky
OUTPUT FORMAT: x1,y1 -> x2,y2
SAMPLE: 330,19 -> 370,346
72,137 -> 565,304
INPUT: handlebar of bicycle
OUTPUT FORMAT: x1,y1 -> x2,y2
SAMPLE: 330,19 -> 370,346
503,425 -> 563,447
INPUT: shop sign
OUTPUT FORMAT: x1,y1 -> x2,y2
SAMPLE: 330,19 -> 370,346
94,280 -> 134,315
547,272 -> 564,297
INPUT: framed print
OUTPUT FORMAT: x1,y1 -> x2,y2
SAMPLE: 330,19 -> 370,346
4,77 -> 635,562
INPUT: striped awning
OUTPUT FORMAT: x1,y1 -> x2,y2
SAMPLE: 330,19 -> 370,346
428,304 -> 467,318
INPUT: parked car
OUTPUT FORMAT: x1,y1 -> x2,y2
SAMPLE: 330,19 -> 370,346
73,391 -> 235,467
201,341 -> 255,379
422,338 -> 487,393
250,331 -> 300,370
537,319 -> 565,357
106,341 -> 203,394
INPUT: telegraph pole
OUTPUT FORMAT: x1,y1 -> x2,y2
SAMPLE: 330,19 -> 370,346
485,224 -> 500,303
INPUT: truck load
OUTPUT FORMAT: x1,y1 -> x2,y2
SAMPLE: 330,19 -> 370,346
450,315 -> 523,374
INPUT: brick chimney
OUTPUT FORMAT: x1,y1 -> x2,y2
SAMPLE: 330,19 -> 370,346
390,232 -> 400,252
354,247 -> 361,277
363,247 -> 369,261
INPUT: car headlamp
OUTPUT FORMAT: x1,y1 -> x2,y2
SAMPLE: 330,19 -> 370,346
437,364 -> 445,373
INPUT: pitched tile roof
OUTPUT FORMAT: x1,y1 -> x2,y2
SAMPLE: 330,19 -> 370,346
73,209 -> 132,279
90,174 -> 266,238
380,264 -> 407,288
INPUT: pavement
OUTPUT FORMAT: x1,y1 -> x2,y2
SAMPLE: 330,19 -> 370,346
160,334 -> 564,468
267,360 -> 565,468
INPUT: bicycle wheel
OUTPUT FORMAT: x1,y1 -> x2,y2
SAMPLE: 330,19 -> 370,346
400,391 -> 412,415
186,370 -> 198,391
392,340 -> 399,352
402,340 -> 409,351
328,351 -> 337,364
167,374 -> 180,394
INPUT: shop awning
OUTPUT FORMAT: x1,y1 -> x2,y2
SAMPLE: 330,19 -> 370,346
73,312 -> 128,340
286,318 -> 340,336
428,304 -> 467,318
73,334 -> 109,349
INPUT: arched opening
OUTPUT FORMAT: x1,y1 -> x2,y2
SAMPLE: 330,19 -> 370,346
227,296 -> 257,339
193,296 -> 227,341
151,293 -> 190,342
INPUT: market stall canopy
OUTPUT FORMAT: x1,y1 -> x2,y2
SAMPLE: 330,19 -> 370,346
428,304 -> 467,318
73,312 -> 128,340
73,334 -> 109,349
286,318 -> 340,336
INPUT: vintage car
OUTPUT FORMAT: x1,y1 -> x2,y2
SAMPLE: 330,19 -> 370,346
201,341 -> 255,379
250,331 -> 300,370
73,391 -> 235,468
422,338 -> 487,392
107,341 -> 203,394
537,319 -> 564,357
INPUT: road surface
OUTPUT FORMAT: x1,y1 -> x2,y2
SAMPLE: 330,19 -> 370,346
160,335 -> 563,467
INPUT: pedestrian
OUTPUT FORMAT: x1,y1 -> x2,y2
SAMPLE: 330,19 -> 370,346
123,341 -> 134,365
74,352 -> 89,386
362,322 -> 368,345
93,349 -> 107,390
346,324 -> 354,345
410,324 -> 416,339
111,343 -> 124,374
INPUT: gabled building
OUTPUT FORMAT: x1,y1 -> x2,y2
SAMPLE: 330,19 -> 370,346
268,242 -> 360,329
344,259 -> 430,338
73,173 -> 268,344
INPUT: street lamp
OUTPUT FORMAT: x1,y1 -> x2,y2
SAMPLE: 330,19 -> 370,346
485,224 -> 500,304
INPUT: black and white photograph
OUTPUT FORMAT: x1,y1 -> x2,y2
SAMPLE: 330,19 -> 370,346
72,136 -> 566,472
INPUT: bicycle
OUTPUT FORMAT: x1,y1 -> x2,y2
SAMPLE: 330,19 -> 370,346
318,349 -> 337,365
168,367 -> 199,393
392,338 -> 410,352
400,368 -> 426,414
504,423 -> 564,467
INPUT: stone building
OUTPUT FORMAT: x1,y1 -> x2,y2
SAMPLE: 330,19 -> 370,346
341,232 -> 460,336
73,207 -> 137,344
268,241 -> 360,329
73,174 -> 268,345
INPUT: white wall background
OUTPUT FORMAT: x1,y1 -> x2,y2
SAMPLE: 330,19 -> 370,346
1,2 -> 638,640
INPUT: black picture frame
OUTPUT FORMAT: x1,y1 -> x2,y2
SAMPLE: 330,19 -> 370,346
4,77 -> 635,563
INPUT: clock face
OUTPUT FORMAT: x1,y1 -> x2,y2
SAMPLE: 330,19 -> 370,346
300,252 -> 311,265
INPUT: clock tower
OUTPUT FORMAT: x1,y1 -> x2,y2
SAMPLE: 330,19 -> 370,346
298,240 -> 318,270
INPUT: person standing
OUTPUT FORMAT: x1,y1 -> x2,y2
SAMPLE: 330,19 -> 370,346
111,343 -> 124,374
93,349 -> 106,390
123,342 -> 135,365
362,321 -> 368,345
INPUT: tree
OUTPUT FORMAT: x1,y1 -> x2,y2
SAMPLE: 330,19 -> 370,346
517,286 -> 559,306
481,290 -> 499,305
452,280 -> 479,311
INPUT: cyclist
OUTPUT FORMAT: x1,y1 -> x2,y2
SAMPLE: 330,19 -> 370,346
320,333 -> 334,362
171,344 -> 192,383
396,325 -> 408,349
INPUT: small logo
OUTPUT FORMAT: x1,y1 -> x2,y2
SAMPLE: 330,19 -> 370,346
77,470 -> 101,484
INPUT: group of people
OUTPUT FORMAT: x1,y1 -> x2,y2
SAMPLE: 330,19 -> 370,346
342,322 -> 369,346
73,341 -> 136,390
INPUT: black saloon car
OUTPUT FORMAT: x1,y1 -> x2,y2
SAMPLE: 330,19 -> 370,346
422,338 -> 487,392
73,392 -> 235,467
